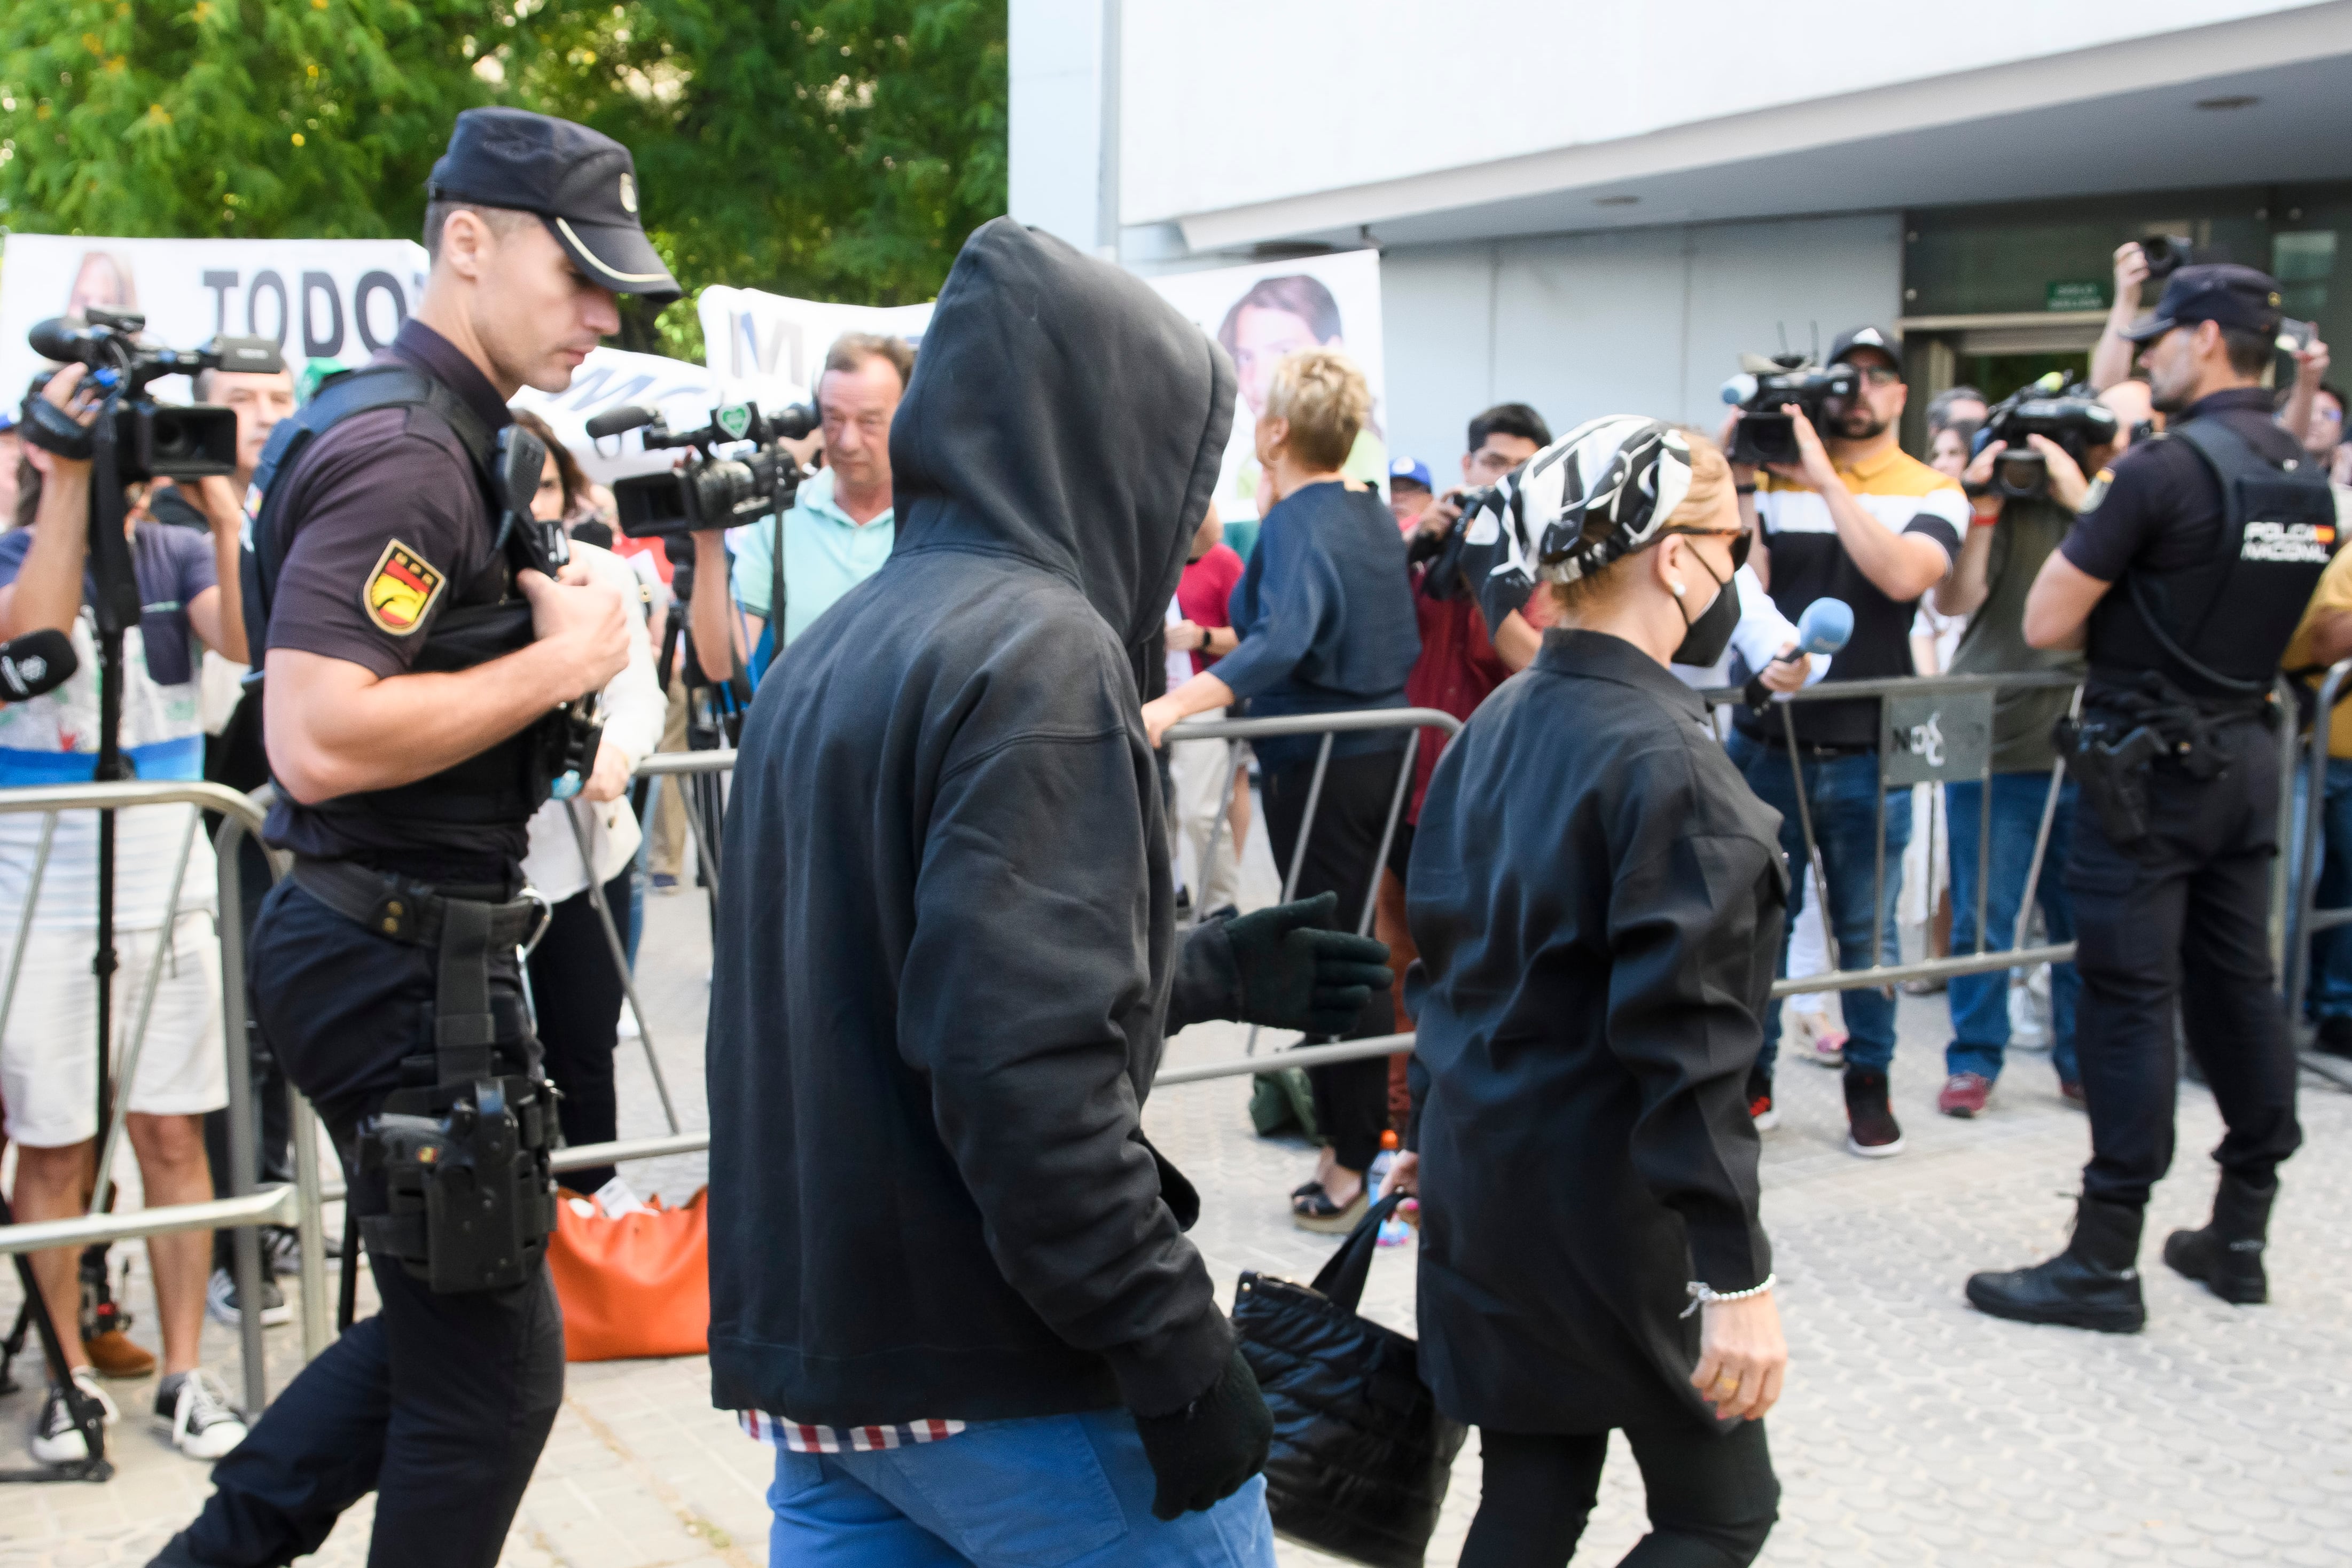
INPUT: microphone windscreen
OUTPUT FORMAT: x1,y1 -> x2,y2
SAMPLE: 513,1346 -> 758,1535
27,318 -> 83,365
585,404 -> 655,440
1796,597 -> 1854,656
0,629 -> 77,702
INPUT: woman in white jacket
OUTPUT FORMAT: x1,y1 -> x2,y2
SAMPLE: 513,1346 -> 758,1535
513,412 -> 666,1198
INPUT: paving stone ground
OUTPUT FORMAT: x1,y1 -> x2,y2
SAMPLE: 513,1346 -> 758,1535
4,810 -> 2351,1566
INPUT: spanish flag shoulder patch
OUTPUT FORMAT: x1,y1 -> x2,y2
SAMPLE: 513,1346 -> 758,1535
362,539 -> 447,636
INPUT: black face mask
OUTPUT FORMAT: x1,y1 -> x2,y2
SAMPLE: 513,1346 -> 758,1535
1671,541 -> 1740,668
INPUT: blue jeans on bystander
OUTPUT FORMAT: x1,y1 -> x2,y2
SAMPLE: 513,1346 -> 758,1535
1943,772 -> 2079,1087
766,1409 -> 1276,1567
1728,732 -> 1911,1078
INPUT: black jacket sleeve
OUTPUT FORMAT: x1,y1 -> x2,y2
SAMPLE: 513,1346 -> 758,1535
897,723 -> 1232,1418
1602,746 -> 1780,1292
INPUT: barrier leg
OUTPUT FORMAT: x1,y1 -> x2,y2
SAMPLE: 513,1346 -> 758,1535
214,811 -> 270,1412
1778,703 -> 1839,967
565,802 -> 679,1134
288,1089 -> 331,1361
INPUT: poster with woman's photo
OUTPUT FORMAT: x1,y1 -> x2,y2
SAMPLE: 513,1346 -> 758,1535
1143,250 -> 1385,522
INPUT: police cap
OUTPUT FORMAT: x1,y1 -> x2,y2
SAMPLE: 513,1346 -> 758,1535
428,108 -> 682,304
2120,263 -> 2283,344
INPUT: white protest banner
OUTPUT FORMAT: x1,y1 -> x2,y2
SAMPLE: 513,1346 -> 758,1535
697,284 -> 931,413
1141,250 -> 1385,522
0,233 -> 426,405
510,344 -> 718,485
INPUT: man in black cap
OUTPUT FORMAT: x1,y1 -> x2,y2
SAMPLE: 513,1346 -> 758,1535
150,108 -> 674,1567
1967,264 -> 2332,1333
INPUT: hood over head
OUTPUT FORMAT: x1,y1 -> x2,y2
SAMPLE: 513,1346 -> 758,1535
890,219 -> 1236,657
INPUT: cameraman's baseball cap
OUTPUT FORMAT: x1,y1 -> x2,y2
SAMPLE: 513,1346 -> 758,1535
428,108 -> 682,303
1388,456 -> 1433,492
2121,263 -> 2284,343
1828,325 -> 1903,373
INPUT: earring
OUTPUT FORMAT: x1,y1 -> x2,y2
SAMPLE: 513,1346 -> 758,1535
1670,580 -> 1686,597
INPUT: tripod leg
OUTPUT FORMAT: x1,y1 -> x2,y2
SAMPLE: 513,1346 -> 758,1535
0,1193 -> 112,1482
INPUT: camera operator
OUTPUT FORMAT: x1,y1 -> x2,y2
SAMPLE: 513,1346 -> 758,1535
1724,326 -> 1965,1158
1,365 -> 252,1461
148,108 -> 652,1567
1413,403 -> 1554,669
687,331 -> 909,683
1924,403 -> 2132,1119
1967,264 -> 2329,1334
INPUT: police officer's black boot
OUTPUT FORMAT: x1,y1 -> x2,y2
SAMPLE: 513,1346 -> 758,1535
2162,1173 -> 2274,1305
1965,1195 -> 2146,1333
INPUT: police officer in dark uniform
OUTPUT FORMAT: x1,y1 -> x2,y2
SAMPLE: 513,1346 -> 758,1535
151,109 -> 670,1567
1966,264 -> 2330,1334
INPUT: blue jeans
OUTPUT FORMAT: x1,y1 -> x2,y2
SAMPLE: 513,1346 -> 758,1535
1944,773 -> 2079,1086
767,1410 -> 1277,1567
1728,732 -> 1911,1077
2295,755 -> 2352,1020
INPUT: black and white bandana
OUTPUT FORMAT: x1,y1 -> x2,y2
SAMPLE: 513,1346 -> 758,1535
1484,417 -> 1698,596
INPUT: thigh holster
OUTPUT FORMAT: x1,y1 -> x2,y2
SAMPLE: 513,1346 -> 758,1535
295,858 -> 560,1293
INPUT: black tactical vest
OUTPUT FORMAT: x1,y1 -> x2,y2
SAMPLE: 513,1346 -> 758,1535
2087,416 -> 2338,703
245,365 -> 565,831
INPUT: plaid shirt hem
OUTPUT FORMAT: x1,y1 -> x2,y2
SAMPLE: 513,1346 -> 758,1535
739,1410 -> 966,1453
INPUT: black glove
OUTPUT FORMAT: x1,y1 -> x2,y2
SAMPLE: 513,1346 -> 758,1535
1132,1347 -> 1274,1521
1224,890 -> 1394,1036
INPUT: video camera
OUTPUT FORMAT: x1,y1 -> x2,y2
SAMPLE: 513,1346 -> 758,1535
593,399 -> 819,539
2139,233 -> 2193,285
1971,373 -> 2119,503
1720,354 -> 1861,467
24,308 -> 283,482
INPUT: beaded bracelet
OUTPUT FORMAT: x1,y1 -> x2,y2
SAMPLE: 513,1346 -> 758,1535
1680,1273 -> 1777,1318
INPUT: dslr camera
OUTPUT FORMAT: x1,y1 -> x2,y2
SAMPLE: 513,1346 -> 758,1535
1971,373 -> 2119,503
2138,233 -> 2193,285
595,399 -> 819,539
1720,354 -> 1861,467
23,308 -> 283,481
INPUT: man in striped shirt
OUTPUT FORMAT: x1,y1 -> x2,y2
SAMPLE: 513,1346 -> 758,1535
1725,325 -> 1966,1161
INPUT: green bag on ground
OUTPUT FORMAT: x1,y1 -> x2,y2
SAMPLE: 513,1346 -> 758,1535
1248,1067 -> 1323,1143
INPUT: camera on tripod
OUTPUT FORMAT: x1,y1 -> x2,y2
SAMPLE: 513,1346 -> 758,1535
1971,373 -> 2119,503
25,308 -> 283,481
594,399 -> 819,539
1719,354 -> 1861,467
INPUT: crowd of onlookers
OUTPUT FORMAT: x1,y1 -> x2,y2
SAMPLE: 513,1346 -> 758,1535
9,237 -> 2352,1455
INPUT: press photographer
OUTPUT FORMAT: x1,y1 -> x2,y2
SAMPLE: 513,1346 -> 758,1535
1,360 -> 253,1464
149,107 -> 658,1567
1722,325 -> 1967,1158
1970,263 -> 2328,1335
1923,377 -> 2136,1120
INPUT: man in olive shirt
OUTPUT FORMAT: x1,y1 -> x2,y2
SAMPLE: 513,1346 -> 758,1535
1929,398 -> 2139,1117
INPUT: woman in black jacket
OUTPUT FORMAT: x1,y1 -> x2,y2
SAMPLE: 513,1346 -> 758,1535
1392,419 -> 1790,1566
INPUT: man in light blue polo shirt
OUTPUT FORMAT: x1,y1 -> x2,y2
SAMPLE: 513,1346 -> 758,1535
692,332 -> 912,681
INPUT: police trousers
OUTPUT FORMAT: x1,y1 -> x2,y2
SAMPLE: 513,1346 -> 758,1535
152,881 -> 565,1568
2064,717 -> 2302,1207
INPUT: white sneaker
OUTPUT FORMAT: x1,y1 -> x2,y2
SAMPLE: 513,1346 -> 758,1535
29,1368 -> 118,1464
157,1369 -> 249,1461
207,1266 -> 293,1328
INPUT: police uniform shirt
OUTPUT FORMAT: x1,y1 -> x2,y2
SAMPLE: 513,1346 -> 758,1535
2059,386 -> 2311,695
260,318 -> 520,873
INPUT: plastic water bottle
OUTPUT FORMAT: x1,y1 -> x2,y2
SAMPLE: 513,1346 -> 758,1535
1370,1131 -> 1414,1247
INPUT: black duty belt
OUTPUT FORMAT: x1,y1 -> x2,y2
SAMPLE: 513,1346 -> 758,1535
291,855 -> 548,1088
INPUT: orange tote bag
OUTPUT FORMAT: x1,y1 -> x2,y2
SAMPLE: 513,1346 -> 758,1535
547,1187 -> 710,1362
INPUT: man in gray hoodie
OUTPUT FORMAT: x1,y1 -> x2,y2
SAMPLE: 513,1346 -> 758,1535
706,219 -> 1391,1563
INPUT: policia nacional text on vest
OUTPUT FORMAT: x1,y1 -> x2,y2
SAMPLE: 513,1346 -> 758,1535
2056,414 -> 2337,841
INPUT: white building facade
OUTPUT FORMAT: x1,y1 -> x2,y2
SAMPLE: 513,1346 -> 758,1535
1012,0 -> 2352,468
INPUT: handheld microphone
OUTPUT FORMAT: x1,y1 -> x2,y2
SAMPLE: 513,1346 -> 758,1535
1789,597 -> 1854,659
584,404 -> 657,440
0,629 -> 79,702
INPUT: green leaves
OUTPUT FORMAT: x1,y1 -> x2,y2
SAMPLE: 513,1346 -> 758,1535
0,0 -> 1007,329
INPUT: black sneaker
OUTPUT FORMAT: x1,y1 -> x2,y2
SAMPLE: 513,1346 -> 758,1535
1843,1068 -> 1905,1157
205,1267 -> 291,1329
155,1370 -> 251,1460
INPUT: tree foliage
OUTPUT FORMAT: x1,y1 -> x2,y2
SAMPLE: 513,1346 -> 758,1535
0,0 -> 1008,355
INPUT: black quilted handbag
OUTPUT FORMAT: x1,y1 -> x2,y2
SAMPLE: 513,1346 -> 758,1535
1233,1192 -> 1467,1568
